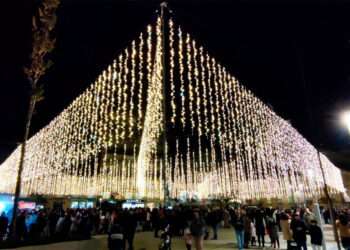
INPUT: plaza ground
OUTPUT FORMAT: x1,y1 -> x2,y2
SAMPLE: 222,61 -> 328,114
9,225 -> 338,250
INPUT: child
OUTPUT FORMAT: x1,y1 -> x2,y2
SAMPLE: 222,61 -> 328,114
251,221 -> 257,246
309,220 -> 323,250
184,225 -> 193,250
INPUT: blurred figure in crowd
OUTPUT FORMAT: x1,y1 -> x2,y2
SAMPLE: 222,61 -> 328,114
231,208 -> 245,250
0,212 -> 8,241
291,212 -> 307,250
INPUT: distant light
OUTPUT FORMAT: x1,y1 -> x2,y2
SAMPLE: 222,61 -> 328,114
341,111 -> 350,133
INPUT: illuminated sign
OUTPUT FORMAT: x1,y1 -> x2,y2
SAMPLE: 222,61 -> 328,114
18,201 -> 36,210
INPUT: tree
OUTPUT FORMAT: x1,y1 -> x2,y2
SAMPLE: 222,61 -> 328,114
10,0 -> 60,238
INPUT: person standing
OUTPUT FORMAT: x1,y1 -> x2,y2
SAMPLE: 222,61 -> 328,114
202,207 -> 210,240
323,209 -> 330,224
16,211 -> 27,241
37,211 -> 47,239
184,223 -> 193,250
55,212 -> 65,239
223,208 -> 231,228
336,213 -> 350,250
48,210 -> 58,238
62,212 -> 71,240
122,210 -> 137,250
255,208 -> 266,248
266,211 -> 280,249
280,211 -> 293,250
208,208 -> 221,240
151,208 -> 160,238
0,212 -> 8,241
303,208 -> 316,229
80,210 -> 91,239
145,208 -> 151,231
251,219 -> 257,246
190,211 -> 205,250
108,217 -> 124,250
309,220 -> 323,250
69,213 -> 79,239
184,225 -> 193,250
231,208 -> 245,250
243,212 -> 252,248
290,213 -> 308,250
273,208 -> 282,231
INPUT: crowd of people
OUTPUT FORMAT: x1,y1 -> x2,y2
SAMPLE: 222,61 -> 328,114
0,203 -> 348,250
229,207 -> 324,250
181,206 -> 324,250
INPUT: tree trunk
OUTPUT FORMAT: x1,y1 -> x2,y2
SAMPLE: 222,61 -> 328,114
10,92 -> 37,239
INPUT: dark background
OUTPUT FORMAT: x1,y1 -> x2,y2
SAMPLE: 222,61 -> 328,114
1,0 -> 350,169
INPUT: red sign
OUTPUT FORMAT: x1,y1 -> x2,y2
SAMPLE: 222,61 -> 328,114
18,201 -> 36,210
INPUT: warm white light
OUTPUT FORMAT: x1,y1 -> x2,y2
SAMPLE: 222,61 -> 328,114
341,111 -> 350,133
0,15 -> 345,201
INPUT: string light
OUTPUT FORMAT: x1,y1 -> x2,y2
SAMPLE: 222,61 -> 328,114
186,34 -> 194,133
137,33 -> 144,131
178,27 -> 186,129
0,15 -> 344,202
169,19 -> 176,126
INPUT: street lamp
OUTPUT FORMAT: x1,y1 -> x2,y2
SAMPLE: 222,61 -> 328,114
341,111 -> 350,133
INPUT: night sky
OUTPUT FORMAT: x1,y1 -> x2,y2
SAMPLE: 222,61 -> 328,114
1,0 -> 350,169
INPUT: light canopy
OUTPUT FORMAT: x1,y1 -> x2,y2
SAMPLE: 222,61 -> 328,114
0,16 -> 345,201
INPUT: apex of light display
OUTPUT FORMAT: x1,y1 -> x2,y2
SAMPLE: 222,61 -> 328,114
0,15 -> 345,201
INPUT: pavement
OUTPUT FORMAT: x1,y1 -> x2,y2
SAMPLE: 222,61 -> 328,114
6,225 -> 338,250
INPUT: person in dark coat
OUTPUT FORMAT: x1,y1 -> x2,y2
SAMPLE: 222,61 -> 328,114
16,212 -> 27,241
255,208 -> 266,248
79,211 -> 91,239
48,210 -> 59,237
122,210 -> 137,250
208,208 -> 222,240
309,220 -> 322,250
243,212 -> 252,248
37,212 -> 47,237
190,211 -> 206,250
151,208 -> 160,237
323,209 -> 330,224
0,212 -> 8,241
108,217 -> 124,250
266,212 -> 280,249
60,212 -> 71,240
231,208 -> 245,250
336,213 -> 350,250
158,210 -> 169,234
290,213 -> 308,250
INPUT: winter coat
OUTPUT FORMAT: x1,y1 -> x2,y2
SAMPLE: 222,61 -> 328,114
0,215 -> 8,235
108,223 -> 124,250
231,214 -> 245,231
255,212 -> 265,235
309,224 -> 323,246
291,219 -> 307,243
280,219 -> 292,241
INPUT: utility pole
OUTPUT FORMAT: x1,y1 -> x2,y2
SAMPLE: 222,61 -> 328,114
294,39 -> 341,250
160,1 -> 170,205
317,151 -> 341,250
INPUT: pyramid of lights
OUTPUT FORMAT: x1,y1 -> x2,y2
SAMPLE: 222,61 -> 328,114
0,13 -> 345,201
